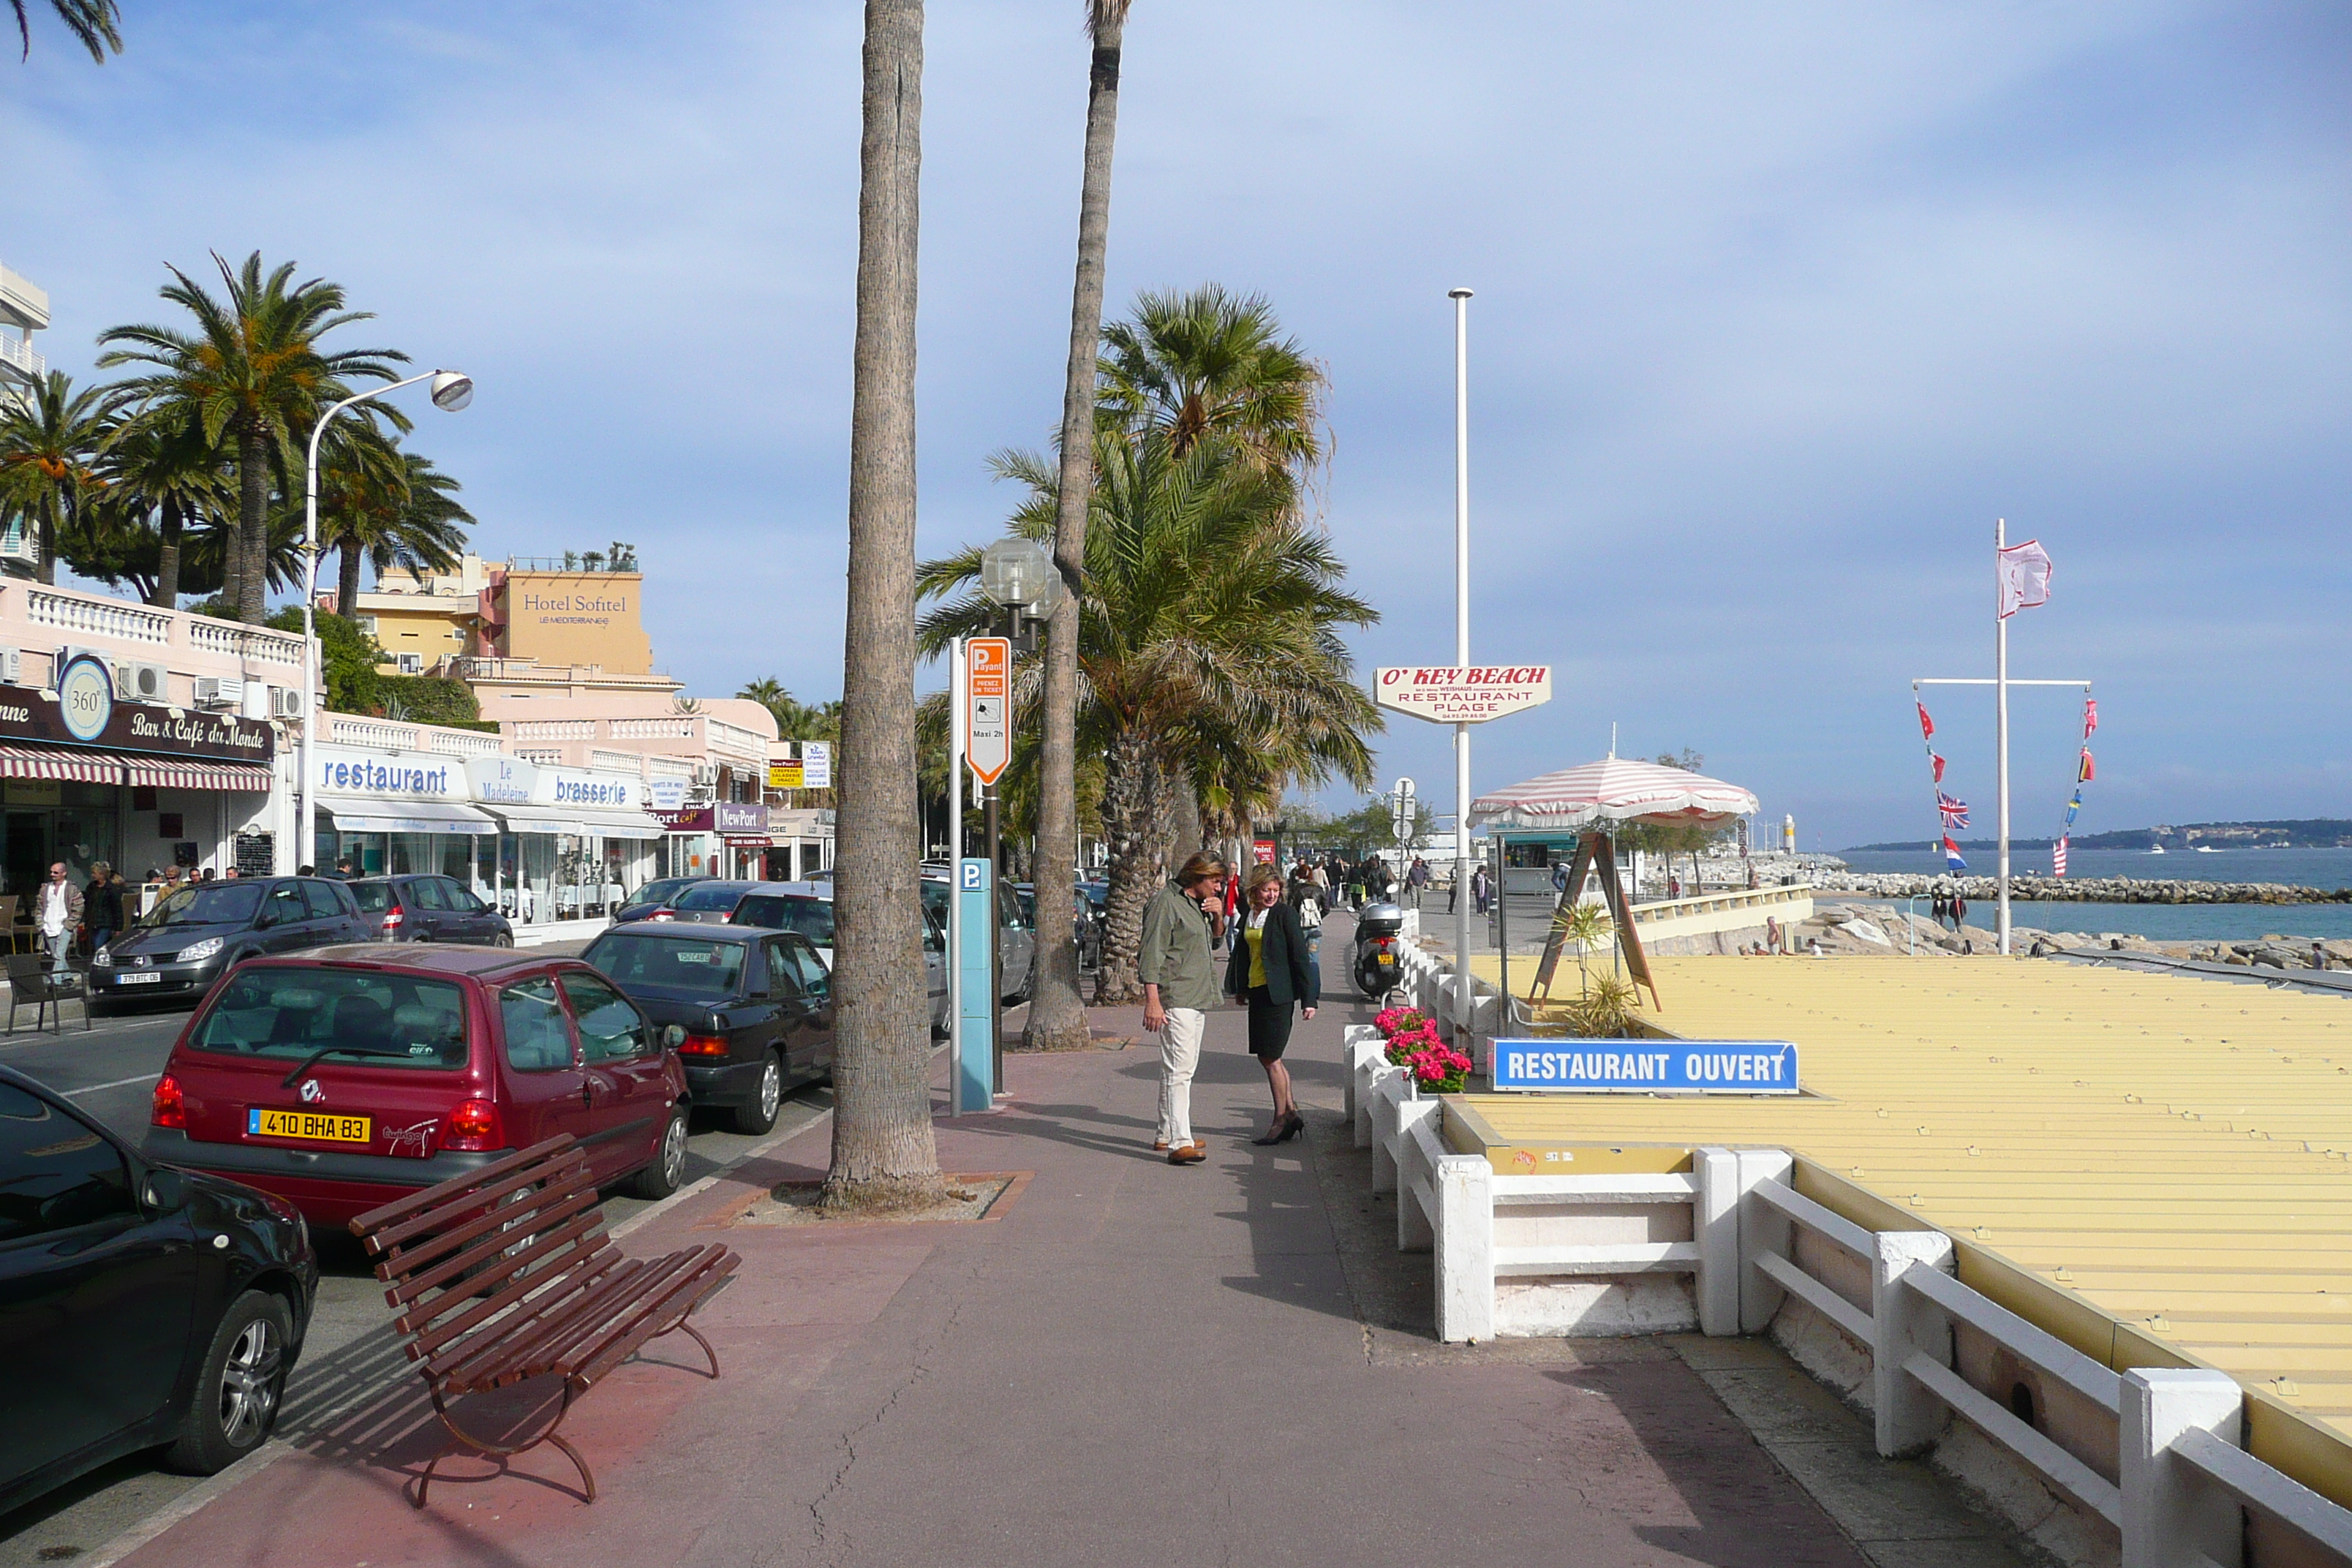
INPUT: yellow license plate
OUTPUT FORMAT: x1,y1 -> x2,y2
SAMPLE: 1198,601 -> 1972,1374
248,1108 -> 372,1145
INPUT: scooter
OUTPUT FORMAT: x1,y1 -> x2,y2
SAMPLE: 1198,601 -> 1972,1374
1352,901 -> 1405,998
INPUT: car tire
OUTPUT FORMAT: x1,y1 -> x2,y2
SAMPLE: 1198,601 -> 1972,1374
627,1105 -> 690,1199
165,1289 -> 291,1474
729,1054 -> 783,1136
492,932 -> 513,948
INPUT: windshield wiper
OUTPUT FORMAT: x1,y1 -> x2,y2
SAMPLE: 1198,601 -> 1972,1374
279,1044 -> 394,1088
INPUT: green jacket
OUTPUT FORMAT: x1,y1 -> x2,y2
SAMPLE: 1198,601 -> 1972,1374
1137,882 -> 1219,1011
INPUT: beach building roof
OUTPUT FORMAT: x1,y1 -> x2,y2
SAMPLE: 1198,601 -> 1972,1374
1470,755 -> 1759,832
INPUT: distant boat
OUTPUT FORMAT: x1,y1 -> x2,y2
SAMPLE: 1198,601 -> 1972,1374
2195,845 -> 2220,853
2145,844 -> 2166,855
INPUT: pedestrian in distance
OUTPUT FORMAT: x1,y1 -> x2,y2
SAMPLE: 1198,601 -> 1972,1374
1551,859 -> 1571,900
1471,863 -> 1492,916
1289,872 -> 1324,973
82,862 -> 116,957
37,862 -> 83,972
1228,862 -> 1319,1145
1406,856 -> 1431,909
1139,851 -> 1229,1166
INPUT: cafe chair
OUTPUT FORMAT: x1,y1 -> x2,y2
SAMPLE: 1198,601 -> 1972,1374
5,952 -> 90,1036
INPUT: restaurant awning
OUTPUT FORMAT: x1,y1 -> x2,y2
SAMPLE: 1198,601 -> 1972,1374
573,807 -> 666,841
322,800 -> 500,835
124,758 -> 274,792
486,807 -> 589,837
1469,755 -> 1760,832
0,745 -> 121,783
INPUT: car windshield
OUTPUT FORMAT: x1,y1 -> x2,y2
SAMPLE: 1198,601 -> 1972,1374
734,894 -> 833,946
671,883 -> 750,912
631,878 -> 697,906
584,932 -> 749,997
348,882 -> 395,913
188,968 -> 470,1069
137,883 -> 263,927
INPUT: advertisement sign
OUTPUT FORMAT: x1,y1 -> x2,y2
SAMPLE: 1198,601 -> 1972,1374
768,760 -> 804,790
649,802 -> 769,835
464,754 -> 538,805
801,741 -> 832,790
0,684 -> 274,762
56,656 -> 113,742
313,745 -> 469,801
1252,839 -> 1277,864
648,777 -> 687,811
1489,1039 -> 1798,1095
965,637 -> 1011,787
530,764 -> 647,812
1374,666 -> 1552,725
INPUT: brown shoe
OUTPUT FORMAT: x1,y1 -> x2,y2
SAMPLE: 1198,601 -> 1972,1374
1152,1140 -> 1170,1152
1168,1142 -> 1207,1165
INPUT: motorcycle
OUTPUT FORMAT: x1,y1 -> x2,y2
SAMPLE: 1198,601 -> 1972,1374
1352,901 -> 1406,998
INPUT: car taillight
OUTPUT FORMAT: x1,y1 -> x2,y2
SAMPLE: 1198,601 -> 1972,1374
678,1033 -> 730,1057
442,1098 -> 502,1152
382,904 -> 404,931
151,1074 -> 185,1129
648,908 -> 676,921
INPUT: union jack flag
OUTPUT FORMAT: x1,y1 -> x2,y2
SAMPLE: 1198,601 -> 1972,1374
1937,792 -> 1970,831
2052,836 -> 2069,877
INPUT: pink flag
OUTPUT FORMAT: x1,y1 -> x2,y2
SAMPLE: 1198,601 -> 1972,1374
1997,540 -> 2053,619
2082,698 -> 2098,736
1931,753 -> 1946,784
2053,836 -> 2069,877
1916,702 -> 1935,739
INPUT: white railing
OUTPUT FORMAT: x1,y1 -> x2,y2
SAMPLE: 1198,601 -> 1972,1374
589,748 -> 646,774
186,617 -> 306,666
705,717 -> 769,761
513,749 -> 564,765
328,717 -> 418,750
509,719 -> 595,741
1340,1044 -> 2352,1567
609,718 -> 693,739
1629,881 -> 1814,925
0,334 -> 42,380
426,728 -> 500,758
26,587 -> 173,646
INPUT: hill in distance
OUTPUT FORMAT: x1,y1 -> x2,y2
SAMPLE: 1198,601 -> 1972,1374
1844,819 -> 2352,853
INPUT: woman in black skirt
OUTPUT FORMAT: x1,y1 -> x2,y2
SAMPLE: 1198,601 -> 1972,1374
1226,862 -> 1319,1145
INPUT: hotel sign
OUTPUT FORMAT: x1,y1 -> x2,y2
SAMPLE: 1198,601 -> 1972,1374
0,687 -> 275,761
1490,1039 -> 1798,1095
1374,666 -> 1552,725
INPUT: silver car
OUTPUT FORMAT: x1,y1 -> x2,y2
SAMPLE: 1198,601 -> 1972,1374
919,871 -> 1033,1005
729,882 -> 951,1039
649,880 -> 765,925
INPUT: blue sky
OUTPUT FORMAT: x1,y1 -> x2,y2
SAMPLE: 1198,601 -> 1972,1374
8,1 -> 2345,847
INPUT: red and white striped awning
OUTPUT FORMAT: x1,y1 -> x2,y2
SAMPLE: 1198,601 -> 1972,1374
124,758 -> 274,792
1470,756 -> 1760,832
0,745 -> 122,784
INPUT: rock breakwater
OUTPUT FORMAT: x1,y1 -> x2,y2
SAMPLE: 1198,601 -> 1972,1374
1820,872 -> 2352,904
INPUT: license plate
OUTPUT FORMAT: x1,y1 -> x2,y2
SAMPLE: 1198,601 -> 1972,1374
114,972 -> 162,985
249,1108 -> 372,1145
1376,952 -> 1395,966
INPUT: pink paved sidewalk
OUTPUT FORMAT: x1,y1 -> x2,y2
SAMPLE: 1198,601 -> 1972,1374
123,998 -> 1869,1568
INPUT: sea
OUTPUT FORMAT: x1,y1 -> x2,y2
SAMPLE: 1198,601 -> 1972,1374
1833,845 -> 2352,943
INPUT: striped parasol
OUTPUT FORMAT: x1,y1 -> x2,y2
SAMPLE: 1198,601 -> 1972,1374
1469,756 -> 1759,833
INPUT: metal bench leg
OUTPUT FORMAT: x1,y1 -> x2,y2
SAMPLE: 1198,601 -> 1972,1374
415,1376 -> 595,1509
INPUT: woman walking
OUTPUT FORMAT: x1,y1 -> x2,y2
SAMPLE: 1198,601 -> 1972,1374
1226,862 -> 1319,1145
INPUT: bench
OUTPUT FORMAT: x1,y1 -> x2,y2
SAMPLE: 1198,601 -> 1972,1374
350,1134 -> 739,1507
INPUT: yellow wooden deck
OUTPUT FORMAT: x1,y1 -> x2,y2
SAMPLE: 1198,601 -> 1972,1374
1458,952 -> 2352,1499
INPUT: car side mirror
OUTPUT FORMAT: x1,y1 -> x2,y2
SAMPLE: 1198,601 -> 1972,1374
142,1168 -> 189,1213
662,1023 -> 686,1049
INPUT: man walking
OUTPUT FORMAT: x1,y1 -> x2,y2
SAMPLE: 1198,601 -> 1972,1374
1139,851 -> 1228,1166
37,862 -> 83,972
1406,856 -> 1430,909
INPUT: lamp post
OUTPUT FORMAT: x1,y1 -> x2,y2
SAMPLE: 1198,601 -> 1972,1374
973,535 -> 1060,1092
298,369 -> 472,875
1449,287 -> 1473,1042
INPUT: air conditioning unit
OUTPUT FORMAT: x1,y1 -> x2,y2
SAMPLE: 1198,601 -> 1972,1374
118,660 -> 168,704
192,676 -> 244,710
270,686 -> 307,719
692,764 -> 720,787
0,649 -> 19,685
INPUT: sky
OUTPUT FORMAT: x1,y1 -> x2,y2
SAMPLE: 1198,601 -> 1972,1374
7,1 -> 2345,848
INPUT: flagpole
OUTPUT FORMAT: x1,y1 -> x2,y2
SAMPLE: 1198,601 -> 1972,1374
1450,287 -> 1474,1046
1994,516 -> 2011,956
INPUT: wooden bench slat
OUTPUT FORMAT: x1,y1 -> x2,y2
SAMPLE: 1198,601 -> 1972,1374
375,1164 -> 601,1283
436,1256 -> 660,1391
478,1249 -> 698,1384
350,1135 -> 580,1241
388,1193 -> 606,1311
547,1246 -> 734,1383
570,1254 -> 739,1387
393,1212 -> 611,1336
410,1235 -> 618,1363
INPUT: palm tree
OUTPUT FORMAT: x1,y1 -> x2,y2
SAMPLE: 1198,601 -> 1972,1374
0,370 -> 116,585
1028,0 -> 1138,1053
1099,284 -> 1328,481
306,434 -> 472,617
921,429 -> 1379,1003
826,0 -> 943,1210
94,406 -> 228,608
11,0 -> 118,61
98,253 -> 407,623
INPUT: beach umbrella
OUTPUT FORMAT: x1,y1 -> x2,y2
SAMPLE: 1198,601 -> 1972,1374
1470,755 -> 1760,832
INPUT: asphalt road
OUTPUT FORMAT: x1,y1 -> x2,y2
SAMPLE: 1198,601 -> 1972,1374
0,977 -> 846,1568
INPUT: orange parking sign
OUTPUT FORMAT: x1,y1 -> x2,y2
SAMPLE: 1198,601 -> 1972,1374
966,637 -> 1011,786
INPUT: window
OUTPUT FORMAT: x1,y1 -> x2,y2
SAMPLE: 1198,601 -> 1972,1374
191,970 -> 471,1069
735,894 -> 834,948
582,932 -> 746,998
559,973 -> 653,1063
671,883 -> 751,913
764,941 -> 802,999
409,878 -> 451,911
787,943 -> 830,999
441,880 -> 485,913
136,882 -> 261,927
263,883 -> 307,926
349,881 -> 393,913
0,1084 -> 133,1243
301,880 -> 344,920
500,977 -> 574,1072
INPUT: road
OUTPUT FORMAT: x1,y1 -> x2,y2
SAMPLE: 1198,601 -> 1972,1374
0,979 -> 849,1568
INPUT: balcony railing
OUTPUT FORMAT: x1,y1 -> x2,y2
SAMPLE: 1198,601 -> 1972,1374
27,588 -> 173,647
187,616 -> 306,666
508,719 -> 595,741
0,334 -> 44,381
608,717 -> 695,739
426,729 -> 501,758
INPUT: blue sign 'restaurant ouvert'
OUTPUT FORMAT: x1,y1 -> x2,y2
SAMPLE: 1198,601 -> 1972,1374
1490,1039 -> 1799,1095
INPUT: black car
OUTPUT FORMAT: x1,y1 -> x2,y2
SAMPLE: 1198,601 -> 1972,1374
345,875 -> 513,946
580,923 -> 834,1135
0,1064 -> 317,1514
613,876 -> 709,924
88,878 -> 372,1008
649,881 -> 765,926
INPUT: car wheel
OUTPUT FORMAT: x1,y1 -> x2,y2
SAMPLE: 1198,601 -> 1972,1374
165,1289 -> 290,1474
492,932 -> 513,948
729,1053 -> 783,1136
627,1105 -> 690,1199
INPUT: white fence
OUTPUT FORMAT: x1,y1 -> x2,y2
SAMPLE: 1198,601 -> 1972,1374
1341,1027 -> 2352,1567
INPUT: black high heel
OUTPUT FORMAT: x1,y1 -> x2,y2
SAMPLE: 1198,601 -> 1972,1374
1276,1111 -> 1305,1143
1251,1119 -> 1288,1146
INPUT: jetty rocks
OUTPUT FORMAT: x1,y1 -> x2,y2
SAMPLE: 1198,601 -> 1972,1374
1822,872 -> 2352,905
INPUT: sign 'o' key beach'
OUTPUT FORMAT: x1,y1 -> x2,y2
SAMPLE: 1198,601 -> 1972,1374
1375,665 -> 1552,724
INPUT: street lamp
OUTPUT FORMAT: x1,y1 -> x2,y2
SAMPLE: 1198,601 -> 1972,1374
970,532 -> 1061,1090
298,369 -> 473,875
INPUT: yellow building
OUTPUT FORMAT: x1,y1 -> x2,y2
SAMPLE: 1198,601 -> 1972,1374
486,561 -> 654,673
342,553 -> 492,676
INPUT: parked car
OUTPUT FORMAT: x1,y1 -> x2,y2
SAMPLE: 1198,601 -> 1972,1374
644,880 -> 765,925
143,946 -> 690,1229
919,869 -> 1034,1003
730,883 -> 949,1038
346,875 -> 513,946
613,876 -> 709,924
0,1063 -> 317,1515
88,878 -> 373,1009
581,924 -> 834,1134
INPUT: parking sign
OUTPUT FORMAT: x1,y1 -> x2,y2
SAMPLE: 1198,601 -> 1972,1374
966,637 -> 1011,787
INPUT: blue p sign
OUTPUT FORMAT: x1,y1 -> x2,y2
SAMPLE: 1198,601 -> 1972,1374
960,861 -> 984,891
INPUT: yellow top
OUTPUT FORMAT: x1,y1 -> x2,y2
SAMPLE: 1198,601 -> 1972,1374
1458,951 -> 2352,1507
1245,913 -> 1267,989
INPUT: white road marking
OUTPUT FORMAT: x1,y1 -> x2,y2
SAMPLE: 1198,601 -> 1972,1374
64,1072 -> 161,1097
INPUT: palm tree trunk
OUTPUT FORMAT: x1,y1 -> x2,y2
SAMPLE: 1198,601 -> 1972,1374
336,539 -> 364,620
154,496 -> 182,609
34,502 -> 56,586
1027,0 -> 1131,1052
235,422 -> 268,622
1093,725 -> 1158,1003
824,0 -> 941,1209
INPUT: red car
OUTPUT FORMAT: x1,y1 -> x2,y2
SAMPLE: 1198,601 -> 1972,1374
143,946 -> 690,1229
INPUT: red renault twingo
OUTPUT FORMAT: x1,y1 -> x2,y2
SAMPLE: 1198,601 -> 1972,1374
144,946 -> 690,1229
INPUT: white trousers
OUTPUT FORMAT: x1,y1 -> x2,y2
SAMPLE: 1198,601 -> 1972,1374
1156,1006 -> 1205,1147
